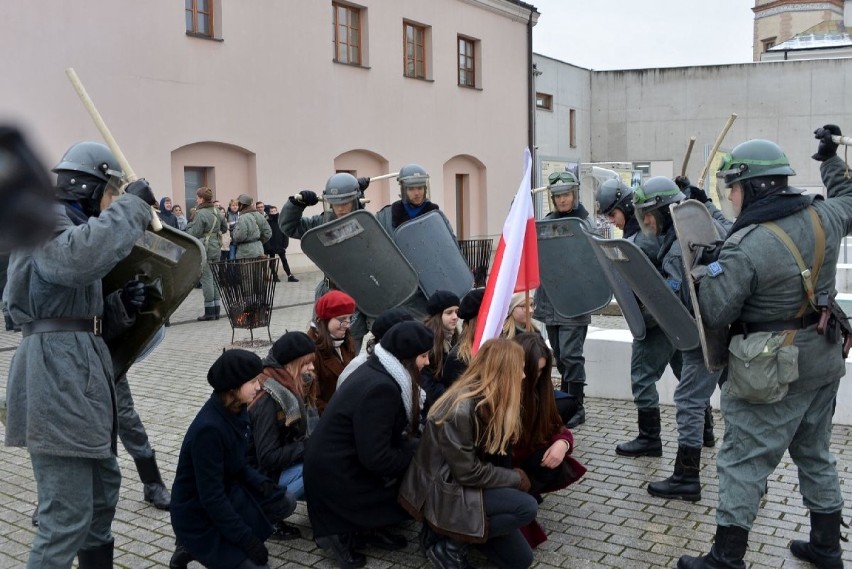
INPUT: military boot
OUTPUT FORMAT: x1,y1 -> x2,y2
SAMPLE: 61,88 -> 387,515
197,305 -> 216,321
427,537 -> 471,569
135,452 -> 171,510
616,407 -> 663,457
703,405 -> 716,448
648,445 -> 702,502
789,510 -> 844,568
564,382 -> 585,428
77,539 -> 114,569
677,525 -> 748,568
214,301 -> 222,320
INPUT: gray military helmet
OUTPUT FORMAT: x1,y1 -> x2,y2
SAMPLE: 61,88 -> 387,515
717,139 -> 796,188
398,163 -> 429,192
52,141 -> 122,183
324,173 -> 361,205
547,170 -> 580,196
633,176 -> 684,214
595,178 -> 634,218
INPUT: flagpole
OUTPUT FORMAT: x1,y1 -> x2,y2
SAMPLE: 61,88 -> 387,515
524,289 -> 532,332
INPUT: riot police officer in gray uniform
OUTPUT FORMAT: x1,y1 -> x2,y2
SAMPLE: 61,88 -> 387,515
279,172 -> 373,348
632,177 -> 725,502
595,180 -> 687,457
533,171 -> 592,428
4,141 -> 157,568
678,128 -> 851,569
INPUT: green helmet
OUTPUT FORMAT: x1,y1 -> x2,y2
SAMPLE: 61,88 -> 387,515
633,176 -> 684,214
717,139 -> 796,188
547,170 -> 579,196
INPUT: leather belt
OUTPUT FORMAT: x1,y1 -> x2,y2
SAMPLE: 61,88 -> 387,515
21,317 -> 103,338
730,312 -> 820,336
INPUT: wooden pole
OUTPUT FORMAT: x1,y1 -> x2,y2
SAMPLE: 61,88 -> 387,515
65,68 -> 162,231
681,136 -> 696,176
697,113 -> 738,190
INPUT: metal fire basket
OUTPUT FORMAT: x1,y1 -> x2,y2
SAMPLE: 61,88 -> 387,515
457,238 -> 493,288
210,257 -> 278,343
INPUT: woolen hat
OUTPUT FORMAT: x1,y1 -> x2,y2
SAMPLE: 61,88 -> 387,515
370,308 -> 414,340
266,331 -> 315,367
457,288 -> 485,320
237,193 -> 254,206
207,349 -> 263,393
380,321 -> 434,360
315,290 -> 356,320
426,290 -> 460,316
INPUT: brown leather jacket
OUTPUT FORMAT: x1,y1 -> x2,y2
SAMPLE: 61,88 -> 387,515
307,328 -> 354,414
398,397 -> 521,543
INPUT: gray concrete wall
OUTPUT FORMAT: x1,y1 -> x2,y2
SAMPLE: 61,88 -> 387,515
590,59 -> 852,191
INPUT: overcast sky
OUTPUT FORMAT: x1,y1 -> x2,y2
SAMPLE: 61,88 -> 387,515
531,0 -> 756,70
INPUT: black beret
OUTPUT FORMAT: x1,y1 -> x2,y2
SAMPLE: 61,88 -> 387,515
380,321 -> 434,360
370,307 -> 414,340
207,349 -> 263,393
426,290 -> 461,316
266,331 -> 315,368
457,288 -> 485,320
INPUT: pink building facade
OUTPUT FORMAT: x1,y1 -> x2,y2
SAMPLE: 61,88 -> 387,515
1,0 -> 538,268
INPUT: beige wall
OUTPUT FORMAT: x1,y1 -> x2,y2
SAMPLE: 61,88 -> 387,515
0,0 -> 536,269
752,0 -> 845,59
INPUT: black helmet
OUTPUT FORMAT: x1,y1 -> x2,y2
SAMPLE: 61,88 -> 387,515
717,139 -> 796,188
633,176 -> 684,236
595,178 -> 634,218
52,141 -> 122,183
323,173 -> 361,211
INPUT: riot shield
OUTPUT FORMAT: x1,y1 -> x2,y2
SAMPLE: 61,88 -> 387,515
103,225 -> 205,378
671,199 -> 729,370
583,230 -> 646,340
394,211 -> 474,299
585,236 -> 699,351
536,218 -> 613,318
300,210 -> 420,317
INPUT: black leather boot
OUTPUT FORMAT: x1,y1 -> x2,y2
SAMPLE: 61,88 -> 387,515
648,445 -> 702,502
197,306 -> 216,321
77,539 -> 114,569
703,405 -> 716,448
564,382 -> 586,428
315,533 -> 366,569
616,407 -> 663,457
169,544 -> 193,569
135,452 -> 171,510
790,510 -> 844,568
677,525 -> 748,568
427,537 -> 470,569
214,302 -> 221,320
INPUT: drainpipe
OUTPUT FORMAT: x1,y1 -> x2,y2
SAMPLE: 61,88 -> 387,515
527,11 -> 535,188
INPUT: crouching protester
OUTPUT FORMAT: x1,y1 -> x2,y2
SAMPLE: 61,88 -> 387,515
678,127 -> 852,568
399,338 -> 539,569
170,350 -> 297,569
304,321 -> 434,569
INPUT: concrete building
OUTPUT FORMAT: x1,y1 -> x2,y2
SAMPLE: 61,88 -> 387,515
1,0 -> 538,269
761,0 -> 852,61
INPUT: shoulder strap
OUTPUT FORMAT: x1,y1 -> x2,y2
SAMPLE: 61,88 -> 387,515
760,206 -> 826,318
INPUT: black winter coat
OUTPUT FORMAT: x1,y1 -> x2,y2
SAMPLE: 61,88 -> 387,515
264,212 -> 289,255
303,358 -> 416,537
170,395 -> 277,569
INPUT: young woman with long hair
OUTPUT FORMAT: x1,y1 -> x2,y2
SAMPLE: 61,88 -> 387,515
308,291 -> 357,414
249,331 -> 319,511
400,338 -> 538,569
441,287 -> 483,387
419,290 -> 460,414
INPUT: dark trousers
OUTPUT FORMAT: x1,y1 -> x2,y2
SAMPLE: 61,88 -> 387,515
269,252 -> 291,276
476,487 -> 538,569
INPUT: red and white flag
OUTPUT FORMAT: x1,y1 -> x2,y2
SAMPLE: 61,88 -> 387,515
472,148 -> 539,353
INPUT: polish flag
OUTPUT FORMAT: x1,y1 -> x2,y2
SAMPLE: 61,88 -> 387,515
472,149 -> 539,354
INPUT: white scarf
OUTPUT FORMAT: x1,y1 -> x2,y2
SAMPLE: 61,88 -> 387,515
374,344 -> 425,425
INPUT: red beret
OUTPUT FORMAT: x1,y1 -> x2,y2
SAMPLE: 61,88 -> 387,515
315,290 -> 356,320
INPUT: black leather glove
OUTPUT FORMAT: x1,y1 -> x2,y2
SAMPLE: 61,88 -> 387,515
813,124 -> 842,162
296,190 -> 319,207
688,186 -> 710,204
357,176 -> 370,192
673,175 -> 691,191
241,536 -> 268,566
120,280 -> 146,315
124,179 -> 157,207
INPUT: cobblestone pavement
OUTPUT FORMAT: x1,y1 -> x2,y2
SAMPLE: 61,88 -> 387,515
0,271 -> 849,567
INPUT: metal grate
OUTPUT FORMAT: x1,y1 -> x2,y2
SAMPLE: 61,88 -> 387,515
457,238 -> 493,288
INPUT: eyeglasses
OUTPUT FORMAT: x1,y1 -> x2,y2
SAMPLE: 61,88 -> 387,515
334,317 -> 352,327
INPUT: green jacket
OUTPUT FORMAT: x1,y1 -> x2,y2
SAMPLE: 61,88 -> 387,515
232,210 -> 272,259
186,204 -> 227,262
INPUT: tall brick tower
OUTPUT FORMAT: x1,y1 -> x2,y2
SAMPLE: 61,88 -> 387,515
753,0 -> 846,59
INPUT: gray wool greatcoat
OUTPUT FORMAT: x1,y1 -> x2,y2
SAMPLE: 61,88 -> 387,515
232,210 -> 271,259
4,195 -> 152,457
